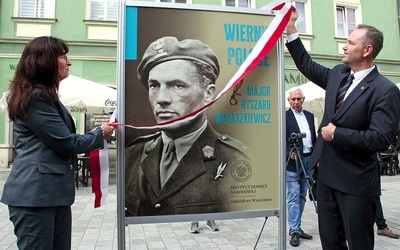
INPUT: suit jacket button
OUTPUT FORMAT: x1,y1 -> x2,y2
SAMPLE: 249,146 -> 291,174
154,203 -> 161,209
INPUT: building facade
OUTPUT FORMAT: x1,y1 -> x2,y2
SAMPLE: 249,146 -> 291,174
0,0 -> 399,166
0,0 -> 119,166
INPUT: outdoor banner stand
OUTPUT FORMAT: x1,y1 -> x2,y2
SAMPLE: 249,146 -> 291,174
116,1 -> 286,249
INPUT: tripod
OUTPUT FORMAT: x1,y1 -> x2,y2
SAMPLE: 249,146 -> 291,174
286,136 -> 318,213
254,135 -> 317,249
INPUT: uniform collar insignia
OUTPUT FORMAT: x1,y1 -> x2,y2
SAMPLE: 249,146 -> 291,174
202,145 -> 215,160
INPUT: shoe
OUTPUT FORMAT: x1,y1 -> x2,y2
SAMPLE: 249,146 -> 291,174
190,221 -> 200,233
299,229 -> 313,240
206,220 -> 219,231
289,229 -> 313,240
377,227 -> 400,238
290,233 -> 300,247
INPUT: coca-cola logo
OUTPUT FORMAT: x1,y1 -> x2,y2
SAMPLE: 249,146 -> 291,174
105,99 -> 117,106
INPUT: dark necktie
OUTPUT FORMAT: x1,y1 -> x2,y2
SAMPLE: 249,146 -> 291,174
160,140 -> 178,187
336,74 -> 354,109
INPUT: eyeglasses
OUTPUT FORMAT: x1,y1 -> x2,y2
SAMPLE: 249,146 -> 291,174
58,55 -> 69,62
290,97 -> 303,101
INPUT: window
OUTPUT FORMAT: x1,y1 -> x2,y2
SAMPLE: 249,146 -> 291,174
294,2 -> 306,34
225,0 -> 250,8
19,0 -> 53,18
90,0 -> 118,21
336,6 -> 356,37
291,1 -> 312,34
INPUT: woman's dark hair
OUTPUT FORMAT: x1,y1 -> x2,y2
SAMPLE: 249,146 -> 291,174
7,36 -> 69,121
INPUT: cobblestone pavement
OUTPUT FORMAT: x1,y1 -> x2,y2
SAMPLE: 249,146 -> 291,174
1,167 -> 399,249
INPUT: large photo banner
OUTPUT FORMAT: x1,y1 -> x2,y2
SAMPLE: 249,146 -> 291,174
121,2 -> 284,224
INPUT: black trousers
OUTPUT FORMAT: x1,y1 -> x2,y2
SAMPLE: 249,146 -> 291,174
9,205 -> 72,250
317,181 -> 377,250
374,196 -> 387,229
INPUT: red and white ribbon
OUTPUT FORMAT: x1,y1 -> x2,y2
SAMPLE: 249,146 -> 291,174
90,145 -> 109,208
90,112 -> 116,208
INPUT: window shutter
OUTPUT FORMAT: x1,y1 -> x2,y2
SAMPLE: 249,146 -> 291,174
20,0 -> 35,17
20,0 -> 52,18
90,0 -> 118,21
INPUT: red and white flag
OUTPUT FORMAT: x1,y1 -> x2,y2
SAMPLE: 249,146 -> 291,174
90,112 -> 116,208
90,145 -> 109,208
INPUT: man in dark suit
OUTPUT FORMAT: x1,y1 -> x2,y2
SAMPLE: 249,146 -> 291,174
286,87 -> 316,247
125,36 -> 251,216
285,9 -> 400,249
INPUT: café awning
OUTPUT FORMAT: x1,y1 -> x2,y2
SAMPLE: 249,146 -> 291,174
0,75 -> 117,114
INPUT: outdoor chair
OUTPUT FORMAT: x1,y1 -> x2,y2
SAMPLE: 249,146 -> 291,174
378,147 -> 399,176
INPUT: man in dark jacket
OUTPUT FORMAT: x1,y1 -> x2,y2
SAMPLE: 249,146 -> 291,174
286,9 -> 400,249
286,87 -> 316,247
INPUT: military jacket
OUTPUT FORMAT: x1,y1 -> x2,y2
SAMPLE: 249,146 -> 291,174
125,123 -> 251,216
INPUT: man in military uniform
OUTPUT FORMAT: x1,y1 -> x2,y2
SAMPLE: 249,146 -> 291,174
125,36 -> 251,216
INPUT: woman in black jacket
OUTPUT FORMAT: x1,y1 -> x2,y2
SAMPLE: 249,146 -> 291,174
1,36 -> 114,250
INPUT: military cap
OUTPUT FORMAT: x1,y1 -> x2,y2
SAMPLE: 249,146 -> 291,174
137,36 -> 220,87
